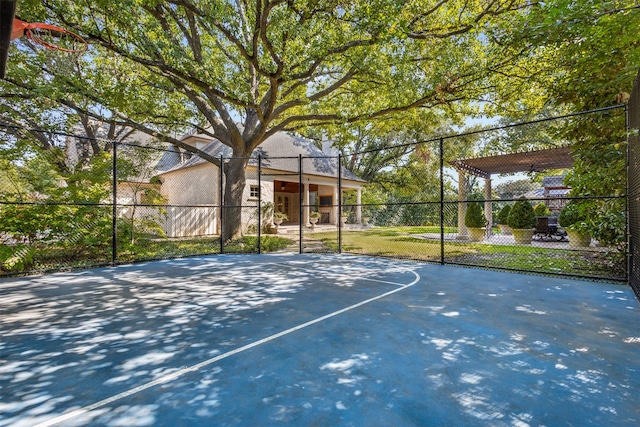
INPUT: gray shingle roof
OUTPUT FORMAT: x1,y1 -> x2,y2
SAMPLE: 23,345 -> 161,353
158,132 -> 364,182
542,175 -> 566,188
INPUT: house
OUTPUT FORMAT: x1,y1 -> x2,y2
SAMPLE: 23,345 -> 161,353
152,130 -> 366,237
541,175 -> 570,212
520,175 -> 570,214
64,123 -> 365,237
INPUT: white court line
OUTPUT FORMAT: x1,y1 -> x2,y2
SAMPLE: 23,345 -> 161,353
34,267 -> 421,427
269,261 -> 413,287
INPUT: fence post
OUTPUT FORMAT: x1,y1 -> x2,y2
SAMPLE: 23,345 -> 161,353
439,138 -> 445,265
299,154 -> 303,254
219,155 -> 224,254
111,141 -> 117,265
338,153 -> 342,254
626,103 -> 631,282
257,155 -> 262,254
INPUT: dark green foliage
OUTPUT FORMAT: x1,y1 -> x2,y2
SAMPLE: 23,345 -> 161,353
370,194 -> 441,227
496,205 -> 511,224
558,202 -> 586,229
0,151 -> 114,248
507,198 -> 535,229
465,201 -> 485,228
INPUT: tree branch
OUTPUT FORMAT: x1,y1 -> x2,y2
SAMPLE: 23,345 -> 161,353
408,0 -> 529,39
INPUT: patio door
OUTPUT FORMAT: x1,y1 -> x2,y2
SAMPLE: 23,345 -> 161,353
276,195 -> 290,221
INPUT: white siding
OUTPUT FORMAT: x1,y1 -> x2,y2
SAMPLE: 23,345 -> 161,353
159,163 -> 220,236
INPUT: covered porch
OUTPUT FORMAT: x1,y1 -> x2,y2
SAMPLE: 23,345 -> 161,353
272,178 -> 364,227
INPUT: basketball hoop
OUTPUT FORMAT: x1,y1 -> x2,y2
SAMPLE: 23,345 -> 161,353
11,19 -> 88,53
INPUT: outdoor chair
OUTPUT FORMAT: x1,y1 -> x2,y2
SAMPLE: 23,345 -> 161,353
533,216 -> 568,242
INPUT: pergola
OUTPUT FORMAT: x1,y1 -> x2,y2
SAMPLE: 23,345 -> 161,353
451,146 -> 574,239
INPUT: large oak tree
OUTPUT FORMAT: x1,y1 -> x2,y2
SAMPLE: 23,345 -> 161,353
3,0 -> 534,240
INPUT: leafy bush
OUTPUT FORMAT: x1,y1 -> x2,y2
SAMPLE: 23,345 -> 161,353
586,199 -> 625,247
558,202 -> 587,230
245,202 -> 278,234
507,198 -> 535,229
496,205 -> 511,224
464,201 -> 485,228
562,112 -> 626,247
533,203 -> 551,217
0,244 -> 35,272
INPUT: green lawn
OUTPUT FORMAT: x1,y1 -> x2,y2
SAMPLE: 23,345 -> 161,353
0,235 -> 294,275
1,227 -> 625,280
118,235 -> 293,260
311,227 -> 626,280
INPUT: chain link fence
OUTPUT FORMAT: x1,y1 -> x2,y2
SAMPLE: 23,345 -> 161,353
0,105 -> 630,283
340,107 -> 627,282
628,72 -> 640,299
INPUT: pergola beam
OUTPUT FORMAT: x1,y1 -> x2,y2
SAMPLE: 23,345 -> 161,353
451,146 -> 573,178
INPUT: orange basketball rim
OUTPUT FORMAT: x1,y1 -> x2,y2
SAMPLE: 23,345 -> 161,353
11,18 -> 88,53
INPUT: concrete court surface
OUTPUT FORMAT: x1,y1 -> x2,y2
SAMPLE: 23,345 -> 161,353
1,254 -> 639,426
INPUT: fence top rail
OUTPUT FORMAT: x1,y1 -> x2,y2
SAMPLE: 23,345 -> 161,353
347,104 -> 626,157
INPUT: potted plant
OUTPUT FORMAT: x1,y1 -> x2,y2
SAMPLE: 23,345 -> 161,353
273,211 -> 288,227
496,205 -> 512,235
507,197 -> 536,244
309,211 -> 320,226
340,212 -> 349,225
558,202 -> 591,247
464,200 -> 485,242
362,209 -> 371,225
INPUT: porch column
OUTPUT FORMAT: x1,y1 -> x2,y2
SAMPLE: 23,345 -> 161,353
355,188 -> 362,223
457,169 -> 468,239
332,185 -> 339,224
484,177 -> 492,239
303,182 -> 310,226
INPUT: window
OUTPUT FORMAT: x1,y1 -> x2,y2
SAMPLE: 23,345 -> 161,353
250,185 -> 260,199
319,196 -> 332,206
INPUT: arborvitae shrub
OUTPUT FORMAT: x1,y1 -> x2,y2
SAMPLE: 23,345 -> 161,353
507,198 -> 536,229
497,205 -> 511,224
465,201 -> 485,228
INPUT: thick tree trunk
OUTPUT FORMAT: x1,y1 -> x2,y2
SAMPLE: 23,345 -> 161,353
222,156 -> 249,242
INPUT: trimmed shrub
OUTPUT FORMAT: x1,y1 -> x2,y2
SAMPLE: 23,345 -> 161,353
507,198 -> 535,229
465,201 -> 485,228
533,203 -> 551,217
497,205 -> 511,224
